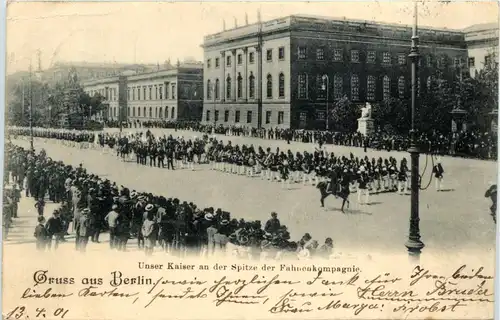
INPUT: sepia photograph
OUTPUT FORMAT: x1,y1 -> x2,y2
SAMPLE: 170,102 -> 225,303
2,1 -> 499,319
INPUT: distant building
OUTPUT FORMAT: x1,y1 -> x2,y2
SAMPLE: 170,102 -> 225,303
82,64 -> 203,124
464,23 -> 499,77
39,61 -> 162,85
201,14 -> 496,130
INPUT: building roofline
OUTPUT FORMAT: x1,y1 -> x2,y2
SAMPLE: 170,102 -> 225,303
203,13 -> 469,45
81,65 -> 203,86
288,14 -> 464,33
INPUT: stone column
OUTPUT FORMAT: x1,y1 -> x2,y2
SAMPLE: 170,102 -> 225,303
232,49 -> 237,101
243,47 -> 248,101
220,51 -> 226,102
254,45 -> 262,103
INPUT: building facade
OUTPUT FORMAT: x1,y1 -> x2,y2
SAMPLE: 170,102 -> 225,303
81,76 -> 123,122
82,64 -> 203,124
464,23 -> 499,77
201,15 -> 485,130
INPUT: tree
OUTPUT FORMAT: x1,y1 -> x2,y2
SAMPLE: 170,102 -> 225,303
474,57 -> 498,130
6,78 -> 50,127
329,96 -> 360,132
373,98 -> 410,134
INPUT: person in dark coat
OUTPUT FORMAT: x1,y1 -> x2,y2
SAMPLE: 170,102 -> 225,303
77,208 -> 92,252
432,157 -> 445,191
34,216 -> 48,251
485,184 -> 497,224
264,212 -> 280,234
45,210 -> 63,250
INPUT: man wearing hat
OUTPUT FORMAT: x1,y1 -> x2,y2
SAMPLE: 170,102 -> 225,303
77,208 -> 92,252
357,166 -> 369,205
139,203 -> 155,248
264,212 -> 280,234
105,204 -> 120,249
204,213 -> 217,257
45,209 -> 63,250
141,210 -> 157,255
432,157 -> 445,192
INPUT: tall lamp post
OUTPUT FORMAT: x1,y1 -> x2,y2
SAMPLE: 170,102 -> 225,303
28,63 -> 34,151
322,75 -> 330,130
405,0 -> 424,260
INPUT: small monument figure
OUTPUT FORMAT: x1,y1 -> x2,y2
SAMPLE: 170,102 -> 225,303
68,67 -> 79,87
357,102 -> 374,136
361,102 -> 372,119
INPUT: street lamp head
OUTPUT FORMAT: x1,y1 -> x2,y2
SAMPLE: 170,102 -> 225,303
322,75 -> 328,81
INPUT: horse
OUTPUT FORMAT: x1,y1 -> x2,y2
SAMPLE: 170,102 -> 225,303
316,181 -> 350,212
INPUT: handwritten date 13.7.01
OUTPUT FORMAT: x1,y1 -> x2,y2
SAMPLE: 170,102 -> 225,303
5,306 -> 69,320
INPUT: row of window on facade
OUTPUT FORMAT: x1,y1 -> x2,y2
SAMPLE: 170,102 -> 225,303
468,55 -> 496,68
205,109 -> 285,125
300,73 -> 431,101
108,106 -> 176,119
87,88 -> 118,101
206,72 -> 286,100
206,47 -> 465,68
206,73 -> 434,102
125,83 -> 177,101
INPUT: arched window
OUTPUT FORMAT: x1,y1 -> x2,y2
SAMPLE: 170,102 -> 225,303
279,73 -> 285,98
367,75 -> 376,101
398,76 -> 405,98
237,73 -> 243,98
127,107 -> 130,116
155,107 -> 158,118
137,107 -> 140,117
249,73 -> 255,98
164,107 -> 168,118
159,107 -> 163,118
266,74 -> 273,98
133,107 -> 136,117
207,80 -> 212,99
215,79 -> 220,99
226,75 -> 231,99
149,107 -> 153,118
351,74 -> 359,101
143,107 -> 146,117
383,75 -> 391,100
427,76 -> 432,91
171,107 -> 175,119
334,74 -> 343,99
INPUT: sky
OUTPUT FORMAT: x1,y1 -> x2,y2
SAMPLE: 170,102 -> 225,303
5,1 -> 499,74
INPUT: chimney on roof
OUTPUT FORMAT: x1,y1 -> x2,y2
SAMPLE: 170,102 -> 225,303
234,17 -> 237,28
223,19 -> 226,31
245,13 -> 249,25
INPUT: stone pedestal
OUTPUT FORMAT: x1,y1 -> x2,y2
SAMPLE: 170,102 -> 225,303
357,117 -> 374,136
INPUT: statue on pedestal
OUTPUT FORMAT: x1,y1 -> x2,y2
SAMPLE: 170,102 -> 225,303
360,102 -> 372,119
68,67 -> 79,88
357,102 -> 374,136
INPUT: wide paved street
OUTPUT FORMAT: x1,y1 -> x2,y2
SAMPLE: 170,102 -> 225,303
10,132 -> 497,259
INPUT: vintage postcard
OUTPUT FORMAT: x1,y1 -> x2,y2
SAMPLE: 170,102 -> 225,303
2,1 -> 498,320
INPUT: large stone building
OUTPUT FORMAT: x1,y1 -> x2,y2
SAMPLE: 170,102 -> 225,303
82,63 -> 203,124
464,23 -> 499,77
201,14 -> 497,130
